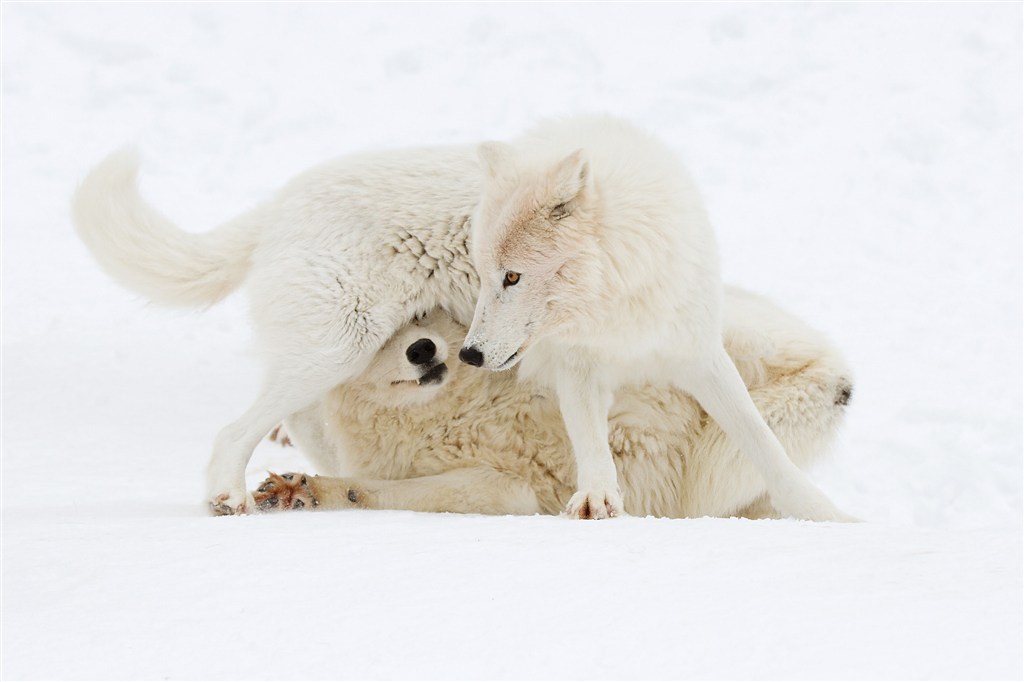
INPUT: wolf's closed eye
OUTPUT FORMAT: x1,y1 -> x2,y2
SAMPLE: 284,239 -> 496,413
551,202 -> 571,220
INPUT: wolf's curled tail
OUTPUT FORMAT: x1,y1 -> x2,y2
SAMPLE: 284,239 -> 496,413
72,148 -> 263,308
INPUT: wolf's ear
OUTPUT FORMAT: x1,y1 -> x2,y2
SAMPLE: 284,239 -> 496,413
550,148 -> 590,204
478,141 -> 516,183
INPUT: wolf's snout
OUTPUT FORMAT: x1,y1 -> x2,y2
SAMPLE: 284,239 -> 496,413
459,346 -> 484,367
406,338 -> 436,366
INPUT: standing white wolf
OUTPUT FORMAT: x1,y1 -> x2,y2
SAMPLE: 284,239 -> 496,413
73,114 -> 852,521
460,116 -> 855,521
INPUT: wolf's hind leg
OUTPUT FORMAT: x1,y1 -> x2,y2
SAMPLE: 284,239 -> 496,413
253,466 -> 542,516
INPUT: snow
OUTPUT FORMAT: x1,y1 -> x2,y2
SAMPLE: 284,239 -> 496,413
2,3 -> 1021,679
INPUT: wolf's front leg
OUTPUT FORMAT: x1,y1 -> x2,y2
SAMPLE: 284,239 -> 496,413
253,467 -> 541,516
679,345 -> 857,522
555,358 -> 624,519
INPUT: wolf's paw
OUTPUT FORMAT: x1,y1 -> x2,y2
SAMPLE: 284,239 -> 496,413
564,489 -> 625,520
806,506 -> 861,523
268,425 -> 292,447
253,472 -> 318,512
209,490 -> 256,516
779,505 -> 861,523
771,486 -> 861,523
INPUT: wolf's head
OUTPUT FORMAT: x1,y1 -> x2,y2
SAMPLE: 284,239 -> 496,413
349,310 -> 462,407
460,143 -> 601,371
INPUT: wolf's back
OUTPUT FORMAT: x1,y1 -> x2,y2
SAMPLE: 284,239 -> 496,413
72,148 -> 263,308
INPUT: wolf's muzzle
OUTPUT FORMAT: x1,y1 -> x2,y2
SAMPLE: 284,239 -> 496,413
459,346 -> 484,367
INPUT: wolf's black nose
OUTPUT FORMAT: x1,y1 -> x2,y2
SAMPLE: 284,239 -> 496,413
406,338 -> 436,365
459,346 -> 484,367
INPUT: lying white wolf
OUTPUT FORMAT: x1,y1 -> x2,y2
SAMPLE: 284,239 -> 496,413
252,288 -> 853,518
460,116 -> 855,521
73,115 -> 852,520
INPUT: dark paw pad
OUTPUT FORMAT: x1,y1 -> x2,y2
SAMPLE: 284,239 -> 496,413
252,472 -> 316,512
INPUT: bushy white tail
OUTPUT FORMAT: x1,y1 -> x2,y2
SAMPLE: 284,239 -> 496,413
72,148 -> 263,308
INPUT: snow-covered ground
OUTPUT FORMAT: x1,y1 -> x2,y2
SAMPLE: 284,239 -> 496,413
2,3 -> 1021,679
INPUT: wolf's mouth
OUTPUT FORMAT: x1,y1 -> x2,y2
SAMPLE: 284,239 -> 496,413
496,352 -> 519,371
417,362 -> 448,386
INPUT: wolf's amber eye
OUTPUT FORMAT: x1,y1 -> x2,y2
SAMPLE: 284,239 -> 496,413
503,271 -> 521,287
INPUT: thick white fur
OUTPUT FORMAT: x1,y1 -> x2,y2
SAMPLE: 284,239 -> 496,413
463,116 -> 856,521
73,145 -> 485,513
73,116 -> 853,520
263,288 -> 854,519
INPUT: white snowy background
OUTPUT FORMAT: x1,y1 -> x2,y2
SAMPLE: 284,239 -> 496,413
2,3 -> 1021,679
